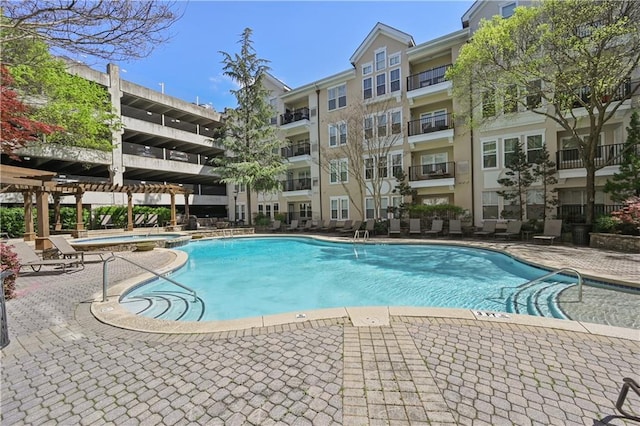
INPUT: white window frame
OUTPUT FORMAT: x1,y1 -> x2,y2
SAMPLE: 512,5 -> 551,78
328,83 -> 347,111
362,62 -> 373,76
388,52 -> 401,67
391,152 -> 403,178
420,152 -> 449,175
330,196 -> 350,220
376,73 -> 386,96
482,191 -> 499,220
420,109 -> 447,132
329,124 -> 338,147
482,140 -> 498,169
525,133 -> 544,163
329,158 -> 348,184
377,113 -> 387,137
501,1 -> 517,18
503,136 -> 520,168
391,110 -> 402,135
390,68 -> 401,93
363,77 -> 373,100
375,48 -> 386,72
329,122 -> 347,147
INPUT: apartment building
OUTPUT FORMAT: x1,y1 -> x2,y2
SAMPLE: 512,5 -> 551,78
1,62 -> 228,218
254,1 -> 636,227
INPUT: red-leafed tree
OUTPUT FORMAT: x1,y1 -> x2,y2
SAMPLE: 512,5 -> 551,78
0,65 -> 61,159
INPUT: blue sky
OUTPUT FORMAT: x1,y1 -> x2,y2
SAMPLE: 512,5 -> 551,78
100,1 -> 474,110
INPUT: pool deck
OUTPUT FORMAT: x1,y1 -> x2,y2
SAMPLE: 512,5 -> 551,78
2,236 -> 639,424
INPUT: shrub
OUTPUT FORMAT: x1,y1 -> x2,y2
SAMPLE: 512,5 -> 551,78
610,197 -> 640,236
594,215 -> 619,233
0,243 -> 20,300
407,204 -> 465,220
0,208 -> 27,237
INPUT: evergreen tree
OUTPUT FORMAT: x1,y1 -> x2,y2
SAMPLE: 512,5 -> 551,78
532,145 -> 558,220
215,28 -> 286,225
391,169 -> 417,219
497,141 -> 534,220
604,111 -> 640,202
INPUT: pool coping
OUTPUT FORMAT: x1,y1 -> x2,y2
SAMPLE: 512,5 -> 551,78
90,235 -> 639,341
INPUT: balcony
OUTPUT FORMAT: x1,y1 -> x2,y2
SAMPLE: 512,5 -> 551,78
406,64 -> 452,103
407,114 -> 454,148
281,178 -> 312,197
556,142 -> 633,178
280,107 -> 310,125
281,142 -> 312,164
571,80 -> 633,109
408,162 -> 455,189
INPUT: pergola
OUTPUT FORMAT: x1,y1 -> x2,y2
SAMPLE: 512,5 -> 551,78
1,165 -> 192,250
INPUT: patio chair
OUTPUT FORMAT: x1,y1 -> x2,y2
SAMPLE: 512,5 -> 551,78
448,219 -> 463,237
145,214 -> 159,227
494,220 -> 523,240
134,214 -> 146,227
48,235 -> 112,266
340,220 -> 362,234
11,241 -> 79,272
320,220 -> 337,233
339,220 -> 352,232
365,219 -> 376,235
533,219 -> 563,244
99,214 -> 114,229
308,220 -> 323,232
388,219 -> 401,236
269,220 -> 282,232
423,219 -> 444,237
286,220 -> 299,231
409,218 -> 422,236
474,220 -> 497,238
300,220 -> 314,232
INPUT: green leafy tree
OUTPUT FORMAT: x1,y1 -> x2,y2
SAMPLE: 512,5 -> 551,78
448,0 -> 640,224
604,110 -> 640,202
532,144 -> 559,220
214,28 -> 286,225
392,169 -> 417,219
497,141 -> 535,220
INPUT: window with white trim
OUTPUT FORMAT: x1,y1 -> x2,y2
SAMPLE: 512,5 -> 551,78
238,203 -> 246,221
378,156 -> 388,178
273,203 -> 279,218
363,77 -> 372,100
329,124 -> 337,147
503,136 -> 520,168
376,73 -> 386,96
365,158 -> 374,180
364,116 -> 373,139
423,197 -> 449,206
328,84 -> 346,110
389,53 -> 400,67
330,159 -> 348,183
504,84 -> 518,114
265,204 -> 271,218
391,153 -> 402,178
365,198 -> 375,219
362,63 -> 372,76
526,80 -> 542,109
482,192 -> 499,219
391,110 -> 402,134
526,134 -> 543,163
483,89 -> 496,117
377,114 -> 387,137
526,189 -> 544,220
482,140 -> 498,169
375,49 -> 386,71
390,68 -> 400,93
420,109 -> 447,132
330,196 -> 349,220
421,152 -> 448,175
258,204 -> 264,215
329,123 -> 347,147
381,197 -> 390,218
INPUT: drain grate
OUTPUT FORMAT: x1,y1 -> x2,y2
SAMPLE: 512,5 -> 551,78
474,311 -> 510,318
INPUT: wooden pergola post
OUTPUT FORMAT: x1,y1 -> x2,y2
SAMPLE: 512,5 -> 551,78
73,189 -> 85,237
126,191 -> 133,231
35,188 -> 51,251
169,191 -> 177,227
184,192 -> 190,220
22,190 -> 35,241
53,194 -> 62,231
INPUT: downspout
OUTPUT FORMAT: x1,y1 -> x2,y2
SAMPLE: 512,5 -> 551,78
316,88 -> 323,221
469,77 -> 475,225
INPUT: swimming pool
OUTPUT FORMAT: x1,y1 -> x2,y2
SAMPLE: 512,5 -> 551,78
121,237 -> 579,322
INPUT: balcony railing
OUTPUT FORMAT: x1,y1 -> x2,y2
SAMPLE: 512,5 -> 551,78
407,64 -> 452,92
122,142 -> 217,166
408,162 -> 455,181
281,142 -> 311,159
280,107 -> 310,126
556,142 -> 633,170
572,80 -> 633,108
557,204 -> 624,224
121,104 -> 219,138
407,113 -> 454,137
281,178 -> 312,192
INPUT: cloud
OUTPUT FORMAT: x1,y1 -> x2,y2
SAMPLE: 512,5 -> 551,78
209,73 -> 240,93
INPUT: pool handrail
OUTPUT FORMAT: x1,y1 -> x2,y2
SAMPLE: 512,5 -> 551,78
502,267 -> 584,302
102,254 -> 197,303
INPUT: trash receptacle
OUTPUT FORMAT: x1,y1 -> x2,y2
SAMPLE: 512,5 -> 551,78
0,270 -> 12,349
572,223 -> 592,246
186,215 -> 199,231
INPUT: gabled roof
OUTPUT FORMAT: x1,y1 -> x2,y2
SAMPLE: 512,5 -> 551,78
263,72 -> 291,93
349,22 -> 415,66
461,0 -> 483,26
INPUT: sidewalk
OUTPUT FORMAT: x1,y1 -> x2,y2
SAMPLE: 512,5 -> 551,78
1,242 -> 638,425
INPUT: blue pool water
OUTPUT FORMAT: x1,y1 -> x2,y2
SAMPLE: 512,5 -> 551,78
121,237 -> 579,322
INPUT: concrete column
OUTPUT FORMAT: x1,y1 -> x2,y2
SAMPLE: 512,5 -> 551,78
35,189 -> 51,251
107,63 -> 125,186
22,191 -> 35,241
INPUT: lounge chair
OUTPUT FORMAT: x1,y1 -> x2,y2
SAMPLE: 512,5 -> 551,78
286,220 -> 299,231
533,219 -> 563,244
474,220 -> 497,238
365,219 -> 375,235
448,219 -> 463,237
423,219 -> 444,237
339,220 -> 352,232
494,220 -> 522,240
320,220 -> 337,233
308,220 -> 324,232
388,219 -> 401,236
99,214 -> 114,229
409,218 -> 422,236
145,214 -> 159,227
48,235 -> 112,266
269,220 -> 282,232
134,214 -> 146,227
340,220 -> 362,234
11,241 -> 79,272
300,220 -> 314,232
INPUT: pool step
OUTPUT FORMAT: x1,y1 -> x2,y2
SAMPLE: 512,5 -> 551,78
121,291 -> 205,321
507,281 -> 570,319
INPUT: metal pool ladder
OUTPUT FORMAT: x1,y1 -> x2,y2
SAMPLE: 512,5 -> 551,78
101,254 -> 197,303
353,229 -> 369,242
520,268 -> 584,302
